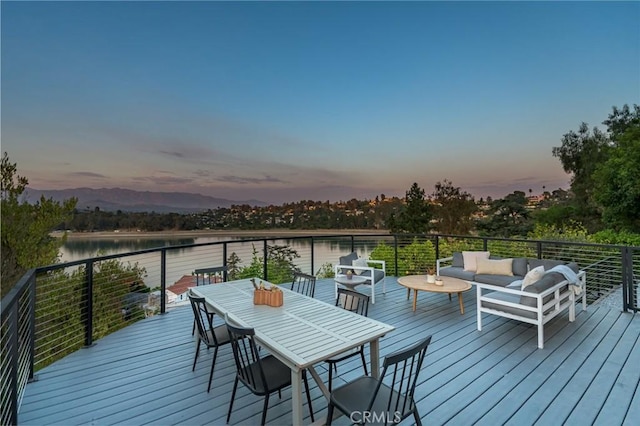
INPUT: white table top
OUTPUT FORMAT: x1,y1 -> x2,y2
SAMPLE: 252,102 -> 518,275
191,278 -> 394,370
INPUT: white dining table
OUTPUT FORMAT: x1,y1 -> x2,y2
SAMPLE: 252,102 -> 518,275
191,278 -> 395,425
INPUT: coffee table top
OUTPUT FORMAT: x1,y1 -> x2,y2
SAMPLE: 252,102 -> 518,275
335,274 -> 368,286
397,275 -> 471,293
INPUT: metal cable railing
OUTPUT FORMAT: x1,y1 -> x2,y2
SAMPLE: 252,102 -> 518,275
1,233 -> 637,425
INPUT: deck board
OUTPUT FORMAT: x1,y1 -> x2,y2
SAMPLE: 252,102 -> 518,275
18,277 -> 639,425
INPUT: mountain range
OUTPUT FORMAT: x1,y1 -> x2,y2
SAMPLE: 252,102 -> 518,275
25,187 -> 267,213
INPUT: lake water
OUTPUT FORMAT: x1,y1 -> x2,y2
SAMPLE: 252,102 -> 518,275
59,234 -> 386,287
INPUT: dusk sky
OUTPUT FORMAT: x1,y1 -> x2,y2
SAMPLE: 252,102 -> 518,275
2,1 -> 638,205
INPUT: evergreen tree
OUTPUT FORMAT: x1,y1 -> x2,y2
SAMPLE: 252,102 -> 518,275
388,182 -> 432,234
1,152 -> 77,297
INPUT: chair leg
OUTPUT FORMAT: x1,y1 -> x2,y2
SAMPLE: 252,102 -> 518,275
413,408 -> 422,426
328,362 -> 334,393
226,377 -> 239,423
191,319 -> 195,336
278,389 -> 281,399
326,402 -> 334,426
261,394 -> 270,426
192,339 -> 201,371
360,348 -> 368,376
302,370 -> 314,423
207,347 -> 218,392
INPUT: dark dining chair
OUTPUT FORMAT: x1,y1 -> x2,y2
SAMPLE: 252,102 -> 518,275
226,323 -> 315,425
289,271 -> 316,297
326,334 -> 432,426
188,292 -> 231,393
324,288 -> 370,392
191,266 -> 227,335
194,265 -> 227,285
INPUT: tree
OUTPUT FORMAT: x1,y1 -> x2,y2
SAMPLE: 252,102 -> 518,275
430,179 -> 477,235
388,182 -> 432,234
593,105 -> 640,232
1,152 -> 77,297
552,104 -> 640,233
477,191 -> 533,237
552,122 -> 611,231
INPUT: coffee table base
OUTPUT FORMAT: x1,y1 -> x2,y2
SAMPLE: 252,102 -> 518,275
406,288 -> 466,314
397,275 -> 471,314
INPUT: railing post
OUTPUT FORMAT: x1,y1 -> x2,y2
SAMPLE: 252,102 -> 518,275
622,246 -> 633,313
28,273 -> 37,380
310,236 -> 315,276
9,296 -> 19,426
263,239 -> 268,280
537,241 -> 543,259
482,237 -> 488,251
435,235 -> 440,264
161,249 -> 167,314
350,235 -> 355,253
85,261 -> 94,347
223,243 -> 228,281
394,235 -> 399,277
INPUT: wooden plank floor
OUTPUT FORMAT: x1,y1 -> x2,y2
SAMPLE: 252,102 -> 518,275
18,278 -> 640,425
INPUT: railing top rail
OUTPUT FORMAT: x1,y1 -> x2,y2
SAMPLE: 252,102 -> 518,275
0,268 -> 36,315
31,232 -> 639,275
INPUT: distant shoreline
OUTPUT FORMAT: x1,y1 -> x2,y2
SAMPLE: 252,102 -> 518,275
55,229 -> 384,240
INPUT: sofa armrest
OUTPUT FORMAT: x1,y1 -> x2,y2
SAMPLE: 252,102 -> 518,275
436,257 -> 453,275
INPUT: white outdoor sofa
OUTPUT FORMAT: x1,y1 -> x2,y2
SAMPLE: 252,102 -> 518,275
437,252 -> 587,349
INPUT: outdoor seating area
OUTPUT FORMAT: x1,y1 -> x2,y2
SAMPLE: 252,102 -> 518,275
17,276 -> 640,425
438,251 -> 588,349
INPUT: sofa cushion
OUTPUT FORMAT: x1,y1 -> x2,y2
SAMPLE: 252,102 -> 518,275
476,258 -> 513,276
438,266 -> 475,281
339,252 -> 359,274
522,266 -> 545,290
462,251 -> 490,272
475,274 -> 524,287
358,268 -> 384,284
529,258 -> 565,271
352,257 -> 369,269
512,257 -> 528,277
452,252 -> 464,268
520,272 -> 567,307
482,291 -> 536,320
566,262 -> 580,273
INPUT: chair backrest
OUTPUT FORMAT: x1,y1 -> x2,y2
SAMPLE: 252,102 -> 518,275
194,266 -> 227,286
336,287 -> 369,316
368,335 -> 432,422
290,272 -> 316,298
226,323 -> 267,393
188,293 -> 218,345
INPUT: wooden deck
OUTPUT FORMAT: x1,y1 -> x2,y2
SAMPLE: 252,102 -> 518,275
18,278 -> 640,425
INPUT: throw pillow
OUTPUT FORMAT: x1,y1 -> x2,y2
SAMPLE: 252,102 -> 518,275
475,257 -> 513,276
522,266 -> 545,290
462,251 -> 490,272
351,257 -> 369,274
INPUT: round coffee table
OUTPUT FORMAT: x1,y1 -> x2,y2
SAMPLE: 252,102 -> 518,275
397,275 -> 472,314
334,274 -> 368,291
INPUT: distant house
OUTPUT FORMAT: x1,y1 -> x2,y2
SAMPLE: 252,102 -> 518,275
145,274 -> 223,316
168,275 -> 198,304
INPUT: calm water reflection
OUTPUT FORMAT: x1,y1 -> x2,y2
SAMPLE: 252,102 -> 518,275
59,235 -> 386,287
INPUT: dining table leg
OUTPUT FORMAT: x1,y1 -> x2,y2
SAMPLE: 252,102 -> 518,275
369,338 -> 381,378
291,368 -> 303,426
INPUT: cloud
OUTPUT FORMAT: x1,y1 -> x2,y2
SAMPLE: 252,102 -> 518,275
216,175 -> 288,185
67,171 -> 107,179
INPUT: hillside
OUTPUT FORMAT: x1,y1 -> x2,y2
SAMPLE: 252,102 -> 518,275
26,187 -> 266,213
